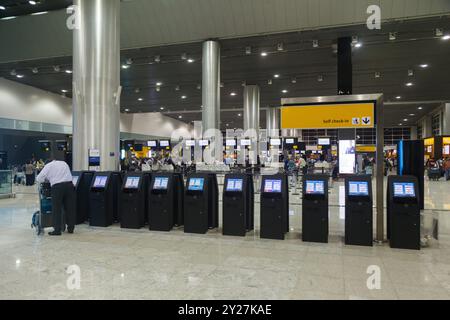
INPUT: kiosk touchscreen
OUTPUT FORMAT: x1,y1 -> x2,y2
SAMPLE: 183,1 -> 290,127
302,175 -> 329,243
222,174 -> 254,237
184,173 -> 218,234
260,174 -> 289,240
89,172 -> 114,227
149,173 -> 184,231
345,175 -> 373,246
387,176 -> 420,250
119,173 -> 149,229
72,171 -> 94,224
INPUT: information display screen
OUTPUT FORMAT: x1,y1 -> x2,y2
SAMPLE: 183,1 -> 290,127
199,140 -> 209,146
147,141 -> 157,147
72,176 -> 79,187
226,178 -> 243,192
153,177 -> 169,190
339,140 -> 356,174
264,179 -> 282,193
285,138 -> 295,144
160,140 -> 169,147
241,139 -> 251,146
444,145 -> 450,155
125,177 -> 140,189
318,138 -> 330,145
348,181 -> 369,196
270,139 -> 281,146
188,178 -> 205,191
226,140 -> 236,146
93,176 -> 108,188
185,140 -> 195,147
305,180 -> 325,195
393,182 -> 416,198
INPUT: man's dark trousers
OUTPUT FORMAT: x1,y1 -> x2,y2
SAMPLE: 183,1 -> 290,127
51,182 -> 76,233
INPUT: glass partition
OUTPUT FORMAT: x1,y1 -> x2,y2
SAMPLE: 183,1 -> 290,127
0,171 -> 13,196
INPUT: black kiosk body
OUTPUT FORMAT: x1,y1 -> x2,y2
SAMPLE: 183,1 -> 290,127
302,174 -> 328,243
119,172 -> 149,229
72,171 -> 94,224
148,173 -> 184,231
222,173 -> 254,236
89,172 -> 114,227
184,173 -> 218,234
260,174 -> 289,240
387,175 -> 420,250
345,175 -> 373,246
111,171 -> 123,223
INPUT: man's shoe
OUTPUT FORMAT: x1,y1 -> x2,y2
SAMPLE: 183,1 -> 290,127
48,231 -> 62,236
67,227 -> 74,234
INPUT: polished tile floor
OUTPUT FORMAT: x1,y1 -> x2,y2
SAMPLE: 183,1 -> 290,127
0,179 -> 449,300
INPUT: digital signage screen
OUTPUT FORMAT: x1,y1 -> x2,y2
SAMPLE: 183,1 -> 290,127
393,182 -> 416,198
226,140 -> 236,147
348,181 -> 369,196
199,140 -> 209,146
153,177 -> 169,190
147,141 -> 157,147
93,176 -> 108,188
188,178 -> 205,191
339,140 -> 356,174
159,140 -> 169,147
285,138 -> 295,144
270,139 -> 281,146
185,140 -> 195,147
226,178 -> 243,192
125,177 -> 140,189
305,180 -> 325,195
318,138 -> 330,145
264,179 -> 282,193
241,139 -> 251,146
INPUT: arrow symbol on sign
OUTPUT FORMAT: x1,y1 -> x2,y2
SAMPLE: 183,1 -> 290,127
362,117 -> 371,125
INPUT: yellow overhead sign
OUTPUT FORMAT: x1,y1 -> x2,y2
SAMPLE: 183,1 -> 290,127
443,137 -> 450,144
281,103 -> 375,129
356,145 -> 376,153
424,138 -> 434,146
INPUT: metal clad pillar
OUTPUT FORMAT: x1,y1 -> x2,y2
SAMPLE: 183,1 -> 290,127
266,107 -> 279,137
243,85 -> 260,135
337,37 -> 352,95
72,0 -> 120,171
202,40 -> 221,133
376,97 -> 385,242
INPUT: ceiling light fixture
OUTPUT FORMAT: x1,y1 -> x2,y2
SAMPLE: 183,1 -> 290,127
156,87 -> 160,92
156,82 -> 162,86
313,40 -> 319,48
389,32 -> 397,41
61,89 -> 68,93
220,82 -> 224,88
282,90 -> 288,93
0,6 -> 5,10
267,79 -> 272,85
138,98 -> 143,101
291,78 -> 297,84
31,11 -> 48,16
277,43 -> 284,51
396,96 -> 401,99
181,53 -> 187,60
354,42 -> 362,48
238,113 -> 242,117
53,66 -> 60,72
418,106 -> 423,110
197,84 -> 201,90
274,74 -> 280,78
31,67 -> 38,74
154,55 -> 161,63
178,115 -> 182,119
175,85 -> 180,91
126,58 -> 133,65
181,95 -> 187,99
317,75 -> 324,82
187,58 -> 195,63
1,16 -> 17,20
125,108 -> 130,112
29,1 -> 37,5
420,64 -> 429,68
442,35 -> 450,40
403,119 -> 408,122
260,52 -> 268,57
409,114 -> 415,116
16,74 -> 24,78
436,28 -> 444,37
10,70 -> 16,76
160,107 -> 164,110
65,69 -> 72,74
408,69 -> 414,76
121,65 -> 130,69
245,46 -> 251,55
374,72 -> 381,78
406,82 -> 414,87
230,92 -> 236,96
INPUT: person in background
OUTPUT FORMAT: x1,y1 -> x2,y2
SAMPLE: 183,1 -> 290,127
25,160 -> 35,186
36,158 -> 75,236
444,157 -> 450,181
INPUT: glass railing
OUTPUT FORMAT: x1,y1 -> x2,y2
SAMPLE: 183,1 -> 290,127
0,170 -> 13,196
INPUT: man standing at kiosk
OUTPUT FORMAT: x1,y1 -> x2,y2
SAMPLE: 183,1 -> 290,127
36,159 -> 75,236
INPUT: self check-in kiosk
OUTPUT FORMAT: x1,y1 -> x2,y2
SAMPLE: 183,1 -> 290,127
111,172 -> 123,223
72,171 -> 94,224
387,176 -> 420,250
184,173 -> 218,234
119,172 -> 150,229
345,175 -> 373,246
302,174 -> 328,243
222,173 -> 254,236
89,172 -> 114,227
260,174 -> 289,240
148,173 -> 184,231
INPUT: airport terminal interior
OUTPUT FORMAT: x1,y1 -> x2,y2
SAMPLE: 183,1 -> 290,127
1,0 -> 450,301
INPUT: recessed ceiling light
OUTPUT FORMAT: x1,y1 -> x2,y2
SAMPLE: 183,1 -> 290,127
61,89 -> 68,93
274,74 -> 280,78
403,119 -> 408,122
389,32 -> 397,41
405,82 -> 413,87
409,114 -> 415,116
160,107 -> 164,110
354,42 -> 362,48
267,79 -> 272,85
238,113 -> 242,117
245,46 -> 251,55
418,106 -> 423,110
399,123 -> 403,126
230,92 -> 236,96
29,1 -> 37,5
420,64 -> 429,68
121,65 -> 130,69
442,35 -> 450,40
260,52 -> 268,57
396,96 -> 401,99
16,74 -> 24,78
291,78 -> 297,84
31,68 -> 38,74
0,6 -> 6,10
181,95 -> 187,99
1,16 -> 17,20
65,70 -> 72,74
138,98 -> 143,101
178,115 -> 182,119
125,108 -> 130,112
187,59 -> 195,63
53,65 -> 60,72
282,90 -> 288,93
156,82 -> 162,86
312,40 -> 319,48
31,11 -> 48,15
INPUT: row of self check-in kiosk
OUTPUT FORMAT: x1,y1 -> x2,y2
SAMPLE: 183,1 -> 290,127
71,170 -> 421,250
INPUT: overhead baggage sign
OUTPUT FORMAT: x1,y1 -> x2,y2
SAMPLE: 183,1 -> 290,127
281,103 -> 375,129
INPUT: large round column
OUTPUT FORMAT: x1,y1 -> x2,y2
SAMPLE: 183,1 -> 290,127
72,0 -> 120,171
202,40 -> 221,133
266,107 -> 280,137
243,85 -> 260,135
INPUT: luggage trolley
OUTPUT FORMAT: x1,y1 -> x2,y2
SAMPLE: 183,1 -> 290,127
32,182 -> 53,235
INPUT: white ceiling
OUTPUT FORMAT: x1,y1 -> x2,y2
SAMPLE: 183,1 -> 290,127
0,0 -> 449,62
